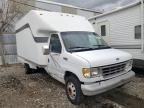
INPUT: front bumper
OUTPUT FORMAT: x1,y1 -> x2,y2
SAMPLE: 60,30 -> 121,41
81,71 -> 135,96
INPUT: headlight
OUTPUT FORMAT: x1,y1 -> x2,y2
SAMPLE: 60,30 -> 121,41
125,60 -> 133,72
82,68 -> 100,78
91,68 -> 100,77
83,68 -> 91,78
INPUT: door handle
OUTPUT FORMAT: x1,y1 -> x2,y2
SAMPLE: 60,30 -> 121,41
48,58 -> 50,62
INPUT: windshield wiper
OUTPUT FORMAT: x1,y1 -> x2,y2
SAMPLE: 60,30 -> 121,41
68,47 -> 94,52
69,46 -> 89,49
93,45 -> 107,46
68,45 -> 111,52
93,45 -> 111,49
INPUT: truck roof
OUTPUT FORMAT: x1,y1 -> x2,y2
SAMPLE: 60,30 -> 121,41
16,10 -> 94,36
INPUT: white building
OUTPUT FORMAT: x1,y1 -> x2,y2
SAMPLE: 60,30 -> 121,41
89,1 -> 144,62
35,0 -> 101,18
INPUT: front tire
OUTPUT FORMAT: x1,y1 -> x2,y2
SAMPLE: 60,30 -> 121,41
65,75 -> 84,105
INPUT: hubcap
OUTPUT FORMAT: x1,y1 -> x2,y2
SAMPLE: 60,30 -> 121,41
67,82 -> 76,100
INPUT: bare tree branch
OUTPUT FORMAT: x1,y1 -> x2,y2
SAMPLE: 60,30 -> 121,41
0,0 -> 28,33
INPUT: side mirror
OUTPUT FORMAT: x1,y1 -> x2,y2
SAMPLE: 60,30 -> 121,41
42,45 -> 50,55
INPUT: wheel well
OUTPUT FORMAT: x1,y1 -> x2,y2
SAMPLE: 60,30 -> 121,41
64,71 -> 79,81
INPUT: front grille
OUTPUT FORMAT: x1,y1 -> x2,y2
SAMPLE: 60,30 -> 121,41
101,62 -> 127,77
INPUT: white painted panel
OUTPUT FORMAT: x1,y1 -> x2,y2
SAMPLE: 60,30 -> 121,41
16,28 -> 48,65
90,5 -> 144,60
77,10 -> 94,18
119,49 -> 144,60
90,5 -> 141,46
35,2 -> 61,12
97,21 -> 110,43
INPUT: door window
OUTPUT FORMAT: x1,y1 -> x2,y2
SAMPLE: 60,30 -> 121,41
49,34 -> 62,53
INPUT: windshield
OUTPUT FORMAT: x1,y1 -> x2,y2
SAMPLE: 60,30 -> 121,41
61,32 -> 111,52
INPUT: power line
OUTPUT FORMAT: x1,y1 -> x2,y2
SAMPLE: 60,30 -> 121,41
10,0 -> 100,13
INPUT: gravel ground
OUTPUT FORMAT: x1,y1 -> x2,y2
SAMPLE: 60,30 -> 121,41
0,64 -> 143,108
121,70 -> 144,100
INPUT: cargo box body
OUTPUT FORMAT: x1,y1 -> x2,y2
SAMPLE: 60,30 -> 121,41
16,29 -> 48,66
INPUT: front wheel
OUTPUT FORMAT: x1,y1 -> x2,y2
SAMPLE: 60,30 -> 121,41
65,75 -> 84,105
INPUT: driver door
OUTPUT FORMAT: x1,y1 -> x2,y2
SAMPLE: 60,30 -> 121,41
47,34 -> 63,79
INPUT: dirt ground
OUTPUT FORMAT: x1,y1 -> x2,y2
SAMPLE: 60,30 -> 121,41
0,64 -> 143,108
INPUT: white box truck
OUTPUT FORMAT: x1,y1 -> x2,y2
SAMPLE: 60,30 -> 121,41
15,10 -> 135,105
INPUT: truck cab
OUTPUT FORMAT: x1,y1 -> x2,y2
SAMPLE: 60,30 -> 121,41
15,10 -> 135,105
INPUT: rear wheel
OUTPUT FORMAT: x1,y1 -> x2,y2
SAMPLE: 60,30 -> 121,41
65,75 -> 84,105
24,63 -> 32,74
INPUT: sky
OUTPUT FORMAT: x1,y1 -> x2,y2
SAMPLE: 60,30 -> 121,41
50,0 -> 139,11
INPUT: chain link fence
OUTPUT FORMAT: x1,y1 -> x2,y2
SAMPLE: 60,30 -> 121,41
0,34 -> 18,65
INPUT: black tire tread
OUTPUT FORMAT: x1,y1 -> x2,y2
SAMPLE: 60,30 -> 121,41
24,63 -> 32,74
65,75 -> 84,105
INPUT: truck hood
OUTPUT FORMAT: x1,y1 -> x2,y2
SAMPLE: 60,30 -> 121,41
73,48 -> 132,67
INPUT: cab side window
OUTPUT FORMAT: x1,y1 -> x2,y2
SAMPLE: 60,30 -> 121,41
50,34 -> 62,53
